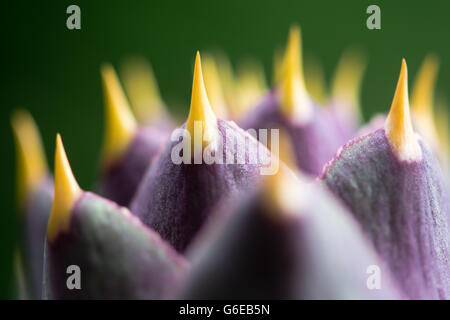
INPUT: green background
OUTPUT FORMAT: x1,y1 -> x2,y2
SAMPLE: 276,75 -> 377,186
1,0 -> 449,298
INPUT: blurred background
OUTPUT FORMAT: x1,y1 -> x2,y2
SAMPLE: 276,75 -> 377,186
1,0 -> 449,298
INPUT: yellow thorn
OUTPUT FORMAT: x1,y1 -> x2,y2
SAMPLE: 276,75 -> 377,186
11,109 -> 48,210
47,134 -> 82,242
202,53 -> 229,119
331,48 -> 367,116
263,164 -> 307,216
411,54 -> 440,150
100,64 -> 137,168
276,131 -> 298,169
280,25 -> 313,123
411,54 -> 439,114
233,59 -> 267,116
186,51 -> 219,150
305,54 -> 328,105
272,47 -> 284,86
385,59 -> 422,162
263,131 -> 310,215
214,52 -> 236,115
120,57 -> 166,124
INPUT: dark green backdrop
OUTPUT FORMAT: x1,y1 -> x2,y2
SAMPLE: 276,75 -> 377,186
1,0 -> 449,298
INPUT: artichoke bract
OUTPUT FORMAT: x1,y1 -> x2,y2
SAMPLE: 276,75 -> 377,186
98,65 -> 167,207
240,26 -> 343,176
11,110 -> 53,299
130,52 -> 273,253
180,165 -> 402,299
44,135 -> 188,299
357,55 -> 443,161
321,60 -> 450,299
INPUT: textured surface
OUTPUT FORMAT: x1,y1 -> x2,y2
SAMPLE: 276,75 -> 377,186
131,119 -> 272,252
99,127 -> 167,207
44,192 -> 188,299
322,129 -> 450,299
21,177 -> 53,299
4,2 -> 450,298
180,182 -> 402,299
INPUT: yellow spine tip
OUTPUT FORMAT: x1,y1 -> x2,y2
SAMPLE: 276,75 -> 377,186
280,25 -> 312,123
202,54 -> 228,119
385,59 -> 422,162
263,165 -> 305,217
186,51 -> 219,150
410,54 -> 440,150
101,64 -> 137,169
263,132 -> 307,215
120,57 -> 165,124
234,59 -> 267,115
331,48 -> 367,114
214,52 -> 236,117
304,55 -> 327,105
47,134 -> 81,242
411,54 -> 439,114
272,47 -> 284,86
11,109 -> 48,209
